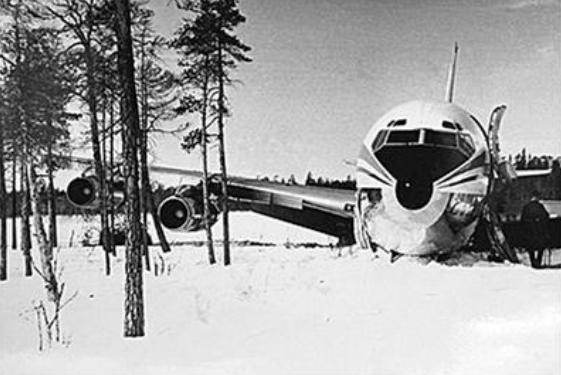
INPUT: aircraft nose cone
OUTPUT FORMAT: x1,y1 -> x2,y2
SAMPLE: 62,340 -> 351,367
395,179 -> 433,210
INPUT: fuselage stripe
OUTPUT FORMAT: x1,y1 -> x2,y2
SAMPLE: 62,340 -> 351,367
358,144 -> 392,181
356,166 -> 391,186
437,151 -> 486,185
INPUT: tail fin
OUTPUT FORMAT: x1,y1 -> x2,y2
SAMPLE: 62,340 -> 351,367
445,42 -> 459,103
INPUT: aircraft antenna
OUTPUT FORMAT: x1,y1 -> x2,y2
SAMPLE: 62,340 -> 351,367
445,42 -> 459,103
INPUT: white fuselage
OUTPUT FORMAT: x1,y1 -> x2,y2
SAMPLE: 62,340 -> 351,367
355,101 -> 490,256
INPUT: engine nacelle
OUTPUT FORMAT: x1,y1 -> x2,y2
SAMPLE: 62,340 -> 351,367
66,176 -> 125,209
66,176 -> 100,209
158,195 -> 217,232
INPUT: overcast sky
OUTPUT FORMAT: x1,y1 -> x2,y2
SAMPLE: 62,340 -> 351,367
143,0 -> 561,183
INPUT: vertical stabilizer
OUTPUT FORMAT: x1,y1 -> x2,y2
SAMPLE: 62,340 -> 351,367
445,42 -> 459,103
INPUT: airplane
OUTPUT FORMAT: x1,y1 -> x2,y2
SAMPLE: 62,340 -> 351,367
65,44 -> 557,262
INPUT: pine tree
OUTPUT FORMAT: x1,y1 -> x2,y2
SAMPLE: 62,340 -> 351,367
132,4 -> 177,258
0,1 -> 75,282
172,1 -> 220,265
173,0 -> 251,266
1,0 -> 34,277
114,0 -> 145,338
211,0 -> 251,266
45,0 -> 114,269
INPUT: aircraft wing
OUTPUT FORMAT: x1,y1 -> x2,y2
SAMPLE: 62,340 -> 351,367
65,156 -> 357,243
150,166 -> 356,243
225,176 -> 356,243
149,165 -> 204,184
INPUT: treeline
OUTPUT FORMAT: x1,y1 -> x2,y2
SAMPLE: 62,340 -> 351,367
258,173 -> 356,190
304,173 -> 356,189
509,149 -> 559,170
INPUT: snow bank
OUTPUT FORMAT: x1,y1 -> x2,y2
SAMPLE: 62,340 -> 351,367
0,214 -> 560,374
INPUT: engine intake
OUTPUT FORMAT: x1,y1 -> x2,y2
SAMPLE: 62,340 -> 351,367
66,176 -> 125,209
158,195 -> 216,232
66,176 -> 99,208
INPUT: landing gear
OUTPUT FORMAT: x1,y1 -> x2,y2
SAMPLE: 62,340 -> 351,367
468,204 -> 519,263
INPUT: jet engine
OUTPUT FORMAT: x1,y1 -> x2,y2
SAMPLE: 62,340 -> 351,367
158,194 -> 217,232
66,176 -> 100,208
66,175 -> 125,209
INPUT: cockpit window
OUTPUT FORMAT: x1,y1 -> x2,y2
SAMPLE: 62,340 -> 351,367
442,121 -> 456,130
424,129 -> 457,147
387,130 -> 419,144
372,130 -> 388,151
373,127 -> 475,156
454,122 -> 463,131
386,120 -> 394,128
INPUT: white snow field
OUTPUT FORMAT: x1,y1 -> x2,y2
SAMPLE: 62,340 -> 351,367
0,213 -> 560,375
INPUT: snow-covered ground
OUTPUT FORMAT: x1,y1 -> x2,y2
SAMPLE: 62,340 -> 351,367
1,213 -> 560,375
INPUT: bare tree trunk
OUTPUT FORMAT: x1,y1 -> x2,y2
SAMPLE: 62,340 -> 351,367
201,55 -> 215,265
100,90 -> 111,276
20,161 -> 32,277
85,48 -> 112,267
136,28 -> 170,255
14,0 -> 28,272
28,163 -> 58,302
140,140 -> 150,271
139,38 -> 150,271
147,188 -> 170,252
115,0 -> 144,338
140,120 -> 171,255
24,166 -> 32,258
108,98 -> 116,255
216,42 -> 230,266
11,153 -> 17,250
0,117 -> 7,281
46,130 -> 57,247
